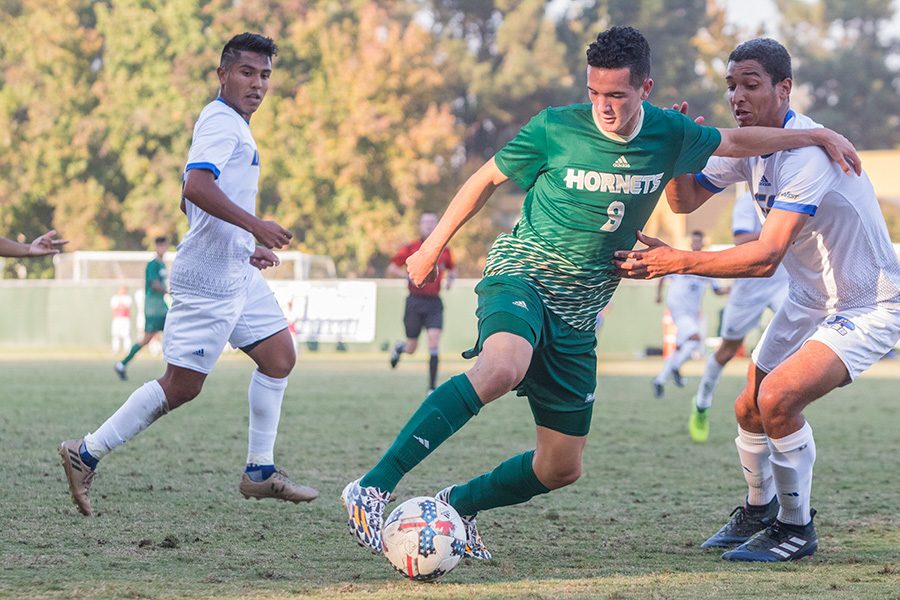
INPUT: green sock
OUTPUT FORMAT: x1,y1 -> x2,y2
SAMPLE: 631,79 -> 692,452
360,374 -> 482,492
121,343 -> 142,366
448,450 -> 551,516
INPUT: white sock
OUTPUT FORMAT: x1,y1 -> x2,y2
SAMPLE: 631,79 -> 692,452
84,380 -> 169,459
768,422 -> 816,526
655,339 -> 699,384
696,354 -> 725,410
246,369 -> 288,465
735,426 -> 775,507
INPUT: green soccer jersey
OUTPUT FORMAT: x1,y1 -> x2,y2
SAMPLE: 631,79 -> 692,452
145,257 -> 168,318
490,101 -> 721,330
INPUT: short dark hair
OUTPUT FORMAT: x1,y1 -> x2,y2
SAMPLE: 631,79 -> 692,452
154,236 -> 169,245
586,26 -> 651,87
220,33 -> 278,70
728,38 -> 792,84
691,230 -> 704,238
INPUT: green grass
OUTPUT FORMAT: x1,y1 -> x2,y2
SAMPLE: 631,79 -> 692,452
1,355 -> 898,599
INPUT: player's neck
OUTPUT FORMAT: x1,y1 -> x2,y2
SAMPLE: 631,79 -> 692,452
216,95 -> 251,123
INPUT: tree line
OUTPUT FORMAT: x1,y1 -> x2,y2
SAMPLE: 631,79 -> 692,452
1,0 -> 897,277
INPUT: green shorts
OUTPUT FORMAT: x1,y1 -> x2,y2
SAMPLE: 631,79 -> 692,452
463,275 -> 597,437
144,314 -> 166,334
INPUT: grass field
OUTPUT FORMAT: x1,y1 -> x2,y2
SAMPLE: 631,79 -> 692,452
1,354 -> 898,599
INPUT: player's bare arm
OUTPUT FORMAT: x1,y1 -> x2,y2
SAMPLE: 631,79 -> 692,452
406,158 -> 508,287
0,230 -> 68,258
716,126 -> 860,176
613,209 -> 808,280
182,169 -> 291,249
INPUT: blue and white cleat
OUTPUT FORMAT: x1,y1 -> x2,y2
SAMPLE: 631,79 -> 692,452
701,497 -> 779,548
341,478 -> 390,553
436,486 -> 492,560
722,510 -> 817,562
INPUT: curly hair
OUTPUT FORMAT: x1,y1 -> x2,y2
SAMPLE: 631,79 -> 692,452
728,38 -> 792,84
586,26 -> 651,87
220,33 -> 278,70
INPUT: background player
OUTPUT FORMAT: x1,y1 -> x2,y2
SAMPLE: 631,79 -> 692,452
689,192 -> 789,442
653,230 -> 727,399
110,285 -> 133,354
340,27 -> 861,559
115,236 -> 168,380
387,212 -> 456,392
614,38 -> 899,562
59,33 -> 318,517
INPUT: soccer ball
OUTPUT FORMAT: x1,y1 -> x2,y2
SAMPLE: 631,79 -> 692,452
382,496 -> 467,581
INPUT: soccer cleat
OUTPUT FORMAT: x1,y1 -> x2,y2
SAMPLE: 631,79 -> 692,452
114,362 -> 127,381
435,486 -> 492,560
652,380 -> 664,399
389,341 -> 404,369
701,496 -> 779,548
341,478 -> 391,553
672,368 -> 685,387
58,439 -> 95,516
688,403 -> 710,443
239,469 -> 318,503
722,510 -> 817,562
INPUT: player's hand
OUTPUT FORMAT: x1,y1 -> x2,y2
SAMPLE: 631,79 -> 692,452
27,230 -> 68,256
613,230 -> 682,280
406,248 -> 440,288
252,219 -> 292,249
249,247 -> 280,270
671,101 -> 705,125
815,129 -> 862,176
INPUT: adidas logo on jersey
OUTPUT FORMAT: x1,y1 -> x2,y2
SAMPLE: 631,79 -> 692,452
759,175 -> 772,187
512,300 -> 528,310
612,155 -> 630,168
192,348 -> 205,357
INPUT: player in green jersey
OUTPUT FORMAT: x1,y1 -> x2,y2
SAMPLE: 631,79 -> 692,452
341,26 -> 860,558
115,236 -> 169,380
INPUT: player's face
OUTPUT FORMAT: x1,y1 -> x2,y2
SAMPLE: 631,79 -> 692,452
217,51 -> 272,119
587,66 -> 652,136
155,241 -> 168,257
725,59 -> 791,128
691,234 -> 704,251
419,213 -> 438,238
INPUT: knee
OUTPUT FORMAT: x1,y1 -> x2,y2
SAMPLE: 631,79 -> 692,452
164,381 -> 203,409
756,383 -> 799,427
406,340 -> 418,354
260,354 -> 295,379
486,362 -> 525,396
541,460 -> 582,490
733,389 -> 759,426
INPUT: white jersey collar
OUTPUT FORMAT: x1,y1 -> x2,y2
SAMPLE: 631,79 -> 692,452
593,103 -> 645,143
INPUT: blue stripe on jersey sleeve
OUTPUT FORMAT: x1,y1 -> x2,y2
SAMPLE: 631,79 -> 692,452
694,173 -> 725,193
732,229 -> 754,235
185,162 -> 221,179
771,201 -> 817,216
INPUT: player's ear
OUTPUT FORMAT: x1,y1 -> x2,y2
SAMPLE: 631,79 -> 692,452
777,77 -> 792,101
640,78 -> 653,100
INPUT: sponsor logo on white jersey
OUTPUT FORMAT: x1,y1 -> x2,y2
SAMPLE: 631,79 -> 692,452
564,168 -> 663,194
612,155 -> 630,168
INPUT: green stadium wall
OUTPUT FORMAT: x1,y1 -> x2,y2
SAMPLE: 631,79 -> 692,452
0,280 -> 734,358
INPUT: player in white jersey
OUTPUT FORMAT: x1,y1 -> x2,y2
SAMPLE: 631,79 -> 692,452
653,230 -> 727,399
688,192 -> 789,442
615,38 -> 900,562
58,33 -> 318,517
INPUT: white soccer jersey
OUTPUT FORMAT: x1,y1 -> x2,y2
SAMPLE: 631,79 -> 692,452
729,191 -> 789,306
665,274 -> 721,315
170,98 -> 260,299
696,110 -> 900,311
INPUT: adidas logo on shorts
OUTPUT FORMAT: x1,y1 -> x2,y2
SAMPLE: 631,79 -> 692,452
192,348 -> 205,357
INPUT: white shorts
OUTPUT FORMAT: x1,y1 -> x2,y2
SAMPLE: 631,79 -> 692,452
721,284 -> 789,341
111,317 -> 131,338
671,310 -> 701,346
751,298 -> 900,381
164,268 -> 287,374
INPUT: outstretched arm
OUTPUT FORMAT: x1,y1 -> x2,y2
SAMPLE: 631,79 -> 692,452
613,209 -> 808,280
406,158 -> 508,286
716,127 -> 860,176
0,230 -> 68,258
